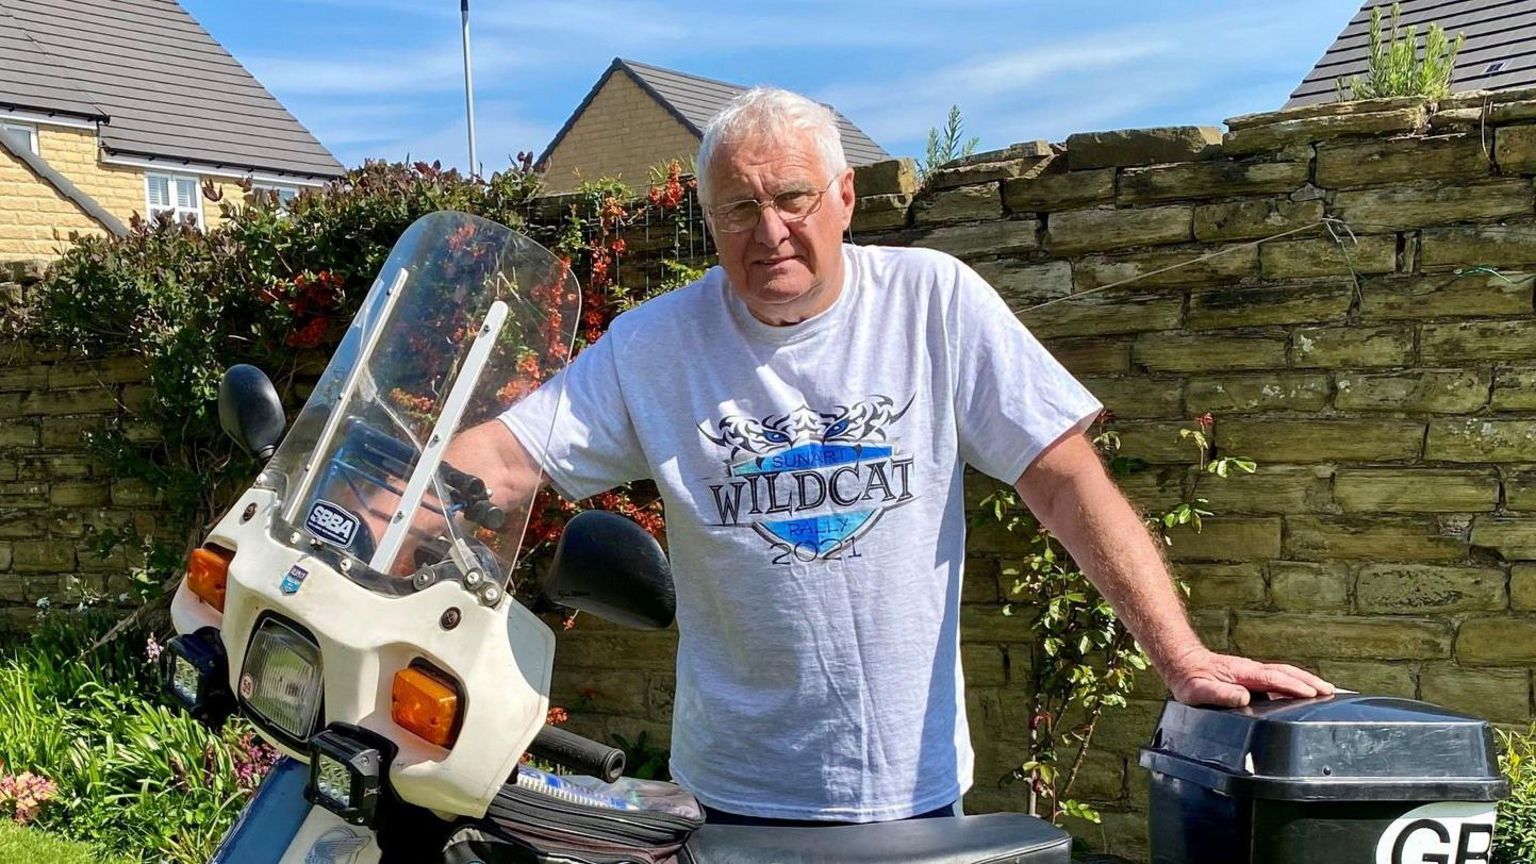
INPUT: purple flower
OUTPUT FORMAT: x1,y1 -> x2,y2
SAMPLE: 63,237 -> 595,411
145,635 -> 163,662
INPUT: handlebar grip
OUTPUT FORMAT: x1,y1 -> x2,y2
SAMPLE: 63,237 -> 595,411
528,725 -> 626,783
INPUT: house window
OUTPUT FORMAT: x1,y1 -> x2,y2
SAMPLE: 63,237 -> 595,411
1,121 -> 37,154
251,181 -> 300,209
146,173 -> 202,226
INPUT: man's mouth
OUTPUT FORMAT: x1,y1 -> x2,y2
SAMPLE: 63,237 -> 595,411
754,255 -> 798,267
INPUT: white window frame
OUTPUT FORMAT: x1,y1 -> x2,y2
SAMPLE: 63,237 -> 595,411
145,172 -> 203,227
1,121 -> 38,155
251,180 -> 300,210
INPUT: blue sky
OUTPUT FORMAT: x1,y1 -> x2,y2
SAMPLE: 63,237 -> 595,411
182,0 -> 1352,174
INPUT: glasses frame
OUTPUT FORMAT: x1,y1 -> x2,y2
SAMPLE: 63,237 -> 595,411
707,174 -> 844,234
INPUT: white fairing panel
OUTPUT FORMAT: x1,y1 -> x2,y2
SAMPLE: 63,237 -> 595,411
278,809 -> 383,864
180,486 -> 556,817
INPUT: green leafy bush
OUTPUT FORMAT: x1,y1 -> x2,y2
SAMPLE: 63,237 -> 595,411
1496,724 -> 1536,864
1337,2 -> 1465,101
0,614 -> 274,863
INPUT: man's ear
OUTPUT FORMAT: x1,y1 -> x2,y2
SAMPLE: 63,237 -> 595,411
837,168 -> 856,231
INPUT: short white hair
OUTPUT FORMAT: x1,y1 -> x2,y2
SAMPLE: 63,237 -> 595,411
696,87 -> 848,210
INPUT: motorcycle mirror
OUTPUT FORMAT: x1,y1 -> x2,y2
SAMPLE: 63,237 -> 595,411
544,511 -> 675,630
218,364 -> 285,461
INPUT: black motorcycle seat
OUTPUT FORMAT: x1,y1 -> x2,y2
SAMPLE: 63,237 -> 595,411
679,812 -> 1071,864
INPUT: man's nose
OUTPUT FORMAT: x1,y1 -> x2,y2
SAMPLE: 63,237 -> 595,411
752,204 -> 791,247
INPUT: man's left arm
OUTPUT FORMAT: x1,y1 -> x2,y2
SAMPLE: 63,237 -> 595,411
1012,431 -> 1335,708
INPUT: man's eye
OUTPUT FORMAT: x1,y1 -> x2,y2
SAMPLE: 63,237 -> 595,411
774,191 -> 815,213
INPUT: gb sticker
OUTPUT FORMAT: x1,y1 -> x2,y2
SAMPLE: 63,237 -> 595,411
305,499 -> 360,549
1376,801 -> 1497,864
280,564 -> 308,596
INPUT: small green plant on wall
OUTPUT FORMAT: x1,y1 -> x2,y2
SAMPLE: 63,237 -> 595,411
1337,2 -> 1465,101
976,413 -> 1254,826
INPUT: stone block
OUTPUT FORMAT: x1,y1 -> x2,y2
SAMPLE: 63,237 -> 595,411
1493,367 -> 1536,410
0,365 -> 47,391
1187,280 -> 1354,330
1065,127 -> 1222,170
913,219 -> 1040,259
1356,564 -> 1507,613
20,387 -> 121,416
1194,197 -> 1323,243
1269,561 -> 1351,611
47,356 -> 150,388
1163,517 -> 1282,562
1043,338 -> 1130,375
10,539 -> 76,572
962,643 -> 1009,687
1333,179 -> 1534,230
1334,468 -> 1498,513
1456,617 -> 1536,665
1198,465 -> 1334,515
927,155 -> 1050,191
1498,124 -> 1536,173
913,185 -> 1002,226
852,157 -> 918,196
1020,292 -> 1183,339
1419,665 -> 1531,724
1192,609 -> 1232,650
850,194 -> 909,232
1045,205 -> 1193,254
1422,320 -> 1536,363
1186,374 -> 1329,413
1427,419 -> 1536,462
1359,271 -> 1534,321
1334,369 -> 1491,414
1317,659 -> 1417,698
1073,243 -> 1257,290
1120,160 -> 1309,205
1513,564 -> 1536,610
1291,325 -> 1413,369
1511,473 -> 1536,512
1470,516 -> 1536,560
1233,613 -> 1452,660
1114,421 -> 1205,464
0,481 -> 47,510
1175,562 -> 1266,608
960,602 -> 1032,643
1080,376 -> 1183,419
1420,223 -> 1536,270
48,481 -> 110,507
0,418 -> 39,447
1314,133 -> 1490,188
1002,167 -> 1115,212
40,415 -> 105,447
1223,107 -> 1429,157
553,631 -> 678,672
1284,516 -> 1467,562
1114,465 -> 1186,513
1259,235 -> 1396,279
548,667 -> 650,717
1227,97 -> 1429,130
1133,332 -> 1288,373
1220,418 -> 1424,462
970,259 -> 1069,307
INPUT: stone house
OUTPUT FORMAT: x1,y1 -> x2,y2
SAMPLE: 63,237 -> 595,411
0,0 -> 344,259
1290,0 -> 1536,106
536,57 -> 888,194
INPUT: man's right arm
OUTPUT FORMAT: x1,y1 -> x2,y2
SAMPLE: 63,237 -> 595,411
444,419 -> 550,515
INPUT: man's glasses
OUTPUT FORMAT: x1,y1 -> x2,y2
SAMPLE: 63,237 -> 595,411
708,176 -> 841,234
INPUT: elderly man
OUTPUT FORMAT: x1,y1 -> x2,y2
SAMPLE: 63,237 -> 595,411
450,87 -> 1332,826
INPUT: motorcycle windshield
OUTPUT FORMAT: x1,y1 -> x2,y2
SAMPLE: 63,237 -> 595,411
260,212 -> 579,593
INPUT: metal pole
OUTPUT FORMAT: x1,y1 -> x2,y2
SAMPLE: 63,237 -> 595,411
461,0 -> 478,176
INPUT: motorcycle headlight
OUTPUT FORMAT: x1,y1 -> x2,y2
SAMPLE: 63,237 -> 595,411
305,723 -> 394,827
239,617 -> 324,744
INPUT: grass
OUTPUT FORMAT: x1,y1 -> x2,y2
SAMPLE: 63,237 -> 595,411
0,820 -> 130,864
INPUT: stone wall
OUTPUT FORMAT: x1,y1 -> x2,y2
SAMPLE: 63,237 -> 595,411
7,91 -> 1536,860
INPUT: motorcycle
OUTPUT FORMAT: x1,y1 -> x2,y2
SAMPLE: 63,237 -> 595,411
162,211 -> 1075,863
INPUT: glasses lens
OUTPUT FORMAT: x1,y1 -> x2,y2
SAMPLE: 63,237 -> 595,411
774,191 -> 817,219
717,202 -> 758,233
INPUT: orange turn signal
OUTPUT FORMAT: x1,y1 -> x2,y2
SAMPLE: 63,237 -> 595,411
186,546 -> 233,613
391,662 -> 461,748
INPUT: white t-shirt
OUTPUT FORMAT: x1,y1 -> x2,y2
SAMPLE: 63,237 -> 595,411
500,243 -> 1101,821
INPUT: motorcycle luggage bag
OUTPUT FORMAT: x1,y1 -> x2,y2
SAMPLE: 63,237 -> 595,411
443,770 -> 704,864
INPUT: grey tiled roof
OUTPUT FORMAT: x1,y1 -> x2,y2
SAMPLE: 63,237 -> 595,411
1288,0 -> 1536,107
541,58 -> 890,168
0,0 -> 343,178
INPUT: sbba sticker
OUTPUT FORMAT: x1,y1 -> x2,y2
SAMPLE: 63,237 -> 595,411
1376,801 -> 1497,864
305,499 -> 359,549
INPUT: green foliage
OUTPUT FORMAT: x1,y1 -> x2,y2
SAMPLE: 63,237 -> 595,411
610,730 -> 671,781
920,105 -> 981,178
976,417 -> 1254,824
0,819 -> 132,864
0,614 -> 274,863
1496,724 -> 1536,864
1337,2 -> 1465,101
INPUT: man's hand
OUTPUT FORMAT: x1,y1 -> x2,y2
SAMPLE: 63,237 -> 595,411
1164,646 -> 1335,708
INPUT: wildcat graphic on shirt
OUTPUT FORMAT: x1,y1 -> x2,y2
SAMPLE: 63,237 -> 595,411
698,394 -> 917,563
